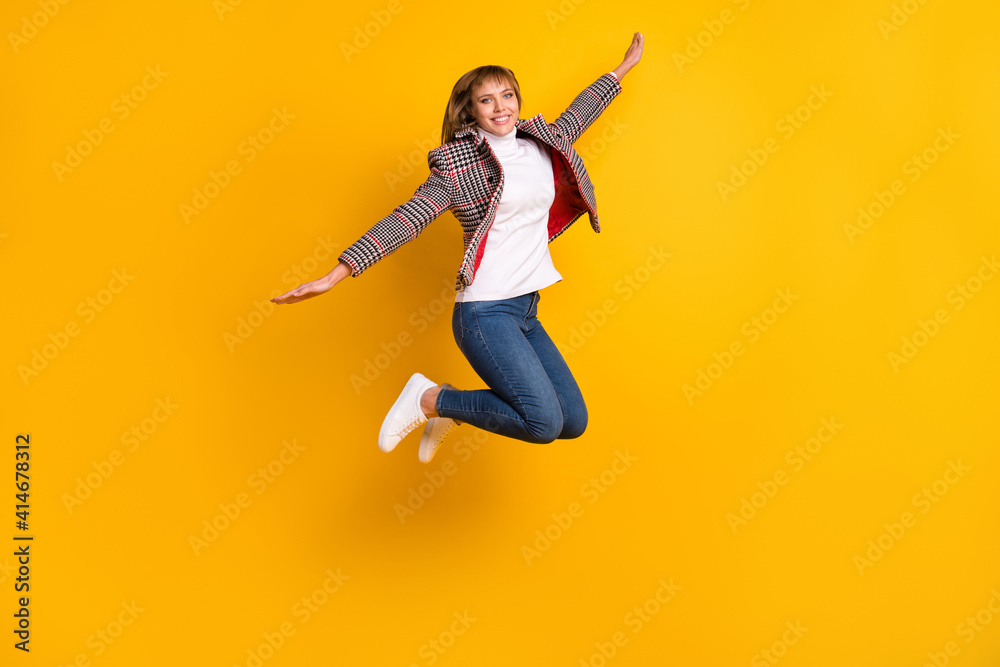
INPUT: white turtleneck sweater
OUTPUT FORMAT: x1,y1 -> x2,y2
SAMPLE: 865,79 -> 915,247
454,124 -> 563,302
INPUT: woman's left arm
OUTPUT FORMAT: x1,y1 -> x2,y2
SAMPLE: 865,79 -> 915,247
548,32 -> 644,144
612,32 -> 644,81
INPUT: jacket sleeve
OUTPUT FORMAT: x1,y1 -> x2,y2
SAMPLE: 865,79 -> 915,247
338,150 -> 454,277
548,72 -> 623,145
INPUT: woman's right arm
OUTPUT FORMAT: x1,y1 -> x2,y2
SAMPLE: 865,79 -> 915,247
271,259 -> 352,305
337,160 -> 454,277
271,151 -> 454,305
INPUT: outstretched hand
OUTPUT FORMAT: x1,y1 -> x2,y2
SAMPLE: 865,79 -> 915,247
270,274 -> 335,305
271,259 -> 352,305
615,32 -> 644,79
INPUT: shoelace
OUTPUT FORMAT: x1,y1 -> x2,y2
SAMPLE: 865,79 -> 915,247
395,415 -> 423,438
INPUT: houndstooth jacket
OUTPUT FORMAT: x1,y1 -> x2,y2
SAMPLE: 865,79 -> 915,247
337,71 -> 623,291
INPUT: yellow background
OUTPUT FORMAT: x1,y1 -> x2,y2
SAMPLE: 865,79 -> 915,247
3,0 -> 999,664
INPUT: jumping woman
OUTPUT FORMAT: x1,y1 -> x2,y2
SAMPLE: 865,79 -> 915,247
272,32 -> 644,463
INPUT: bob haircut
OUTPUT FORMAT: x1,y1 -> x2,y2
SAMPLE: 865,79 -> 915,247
441,65 -> 523,146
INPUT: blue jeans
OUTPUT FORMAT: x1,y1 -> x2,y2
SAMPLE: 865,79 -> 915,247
435,290 -> 588,443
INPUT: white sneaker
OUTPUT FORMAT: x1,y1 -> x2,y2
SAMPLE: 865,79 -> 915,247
419,383 -> 458,464
378,373 -> 437,453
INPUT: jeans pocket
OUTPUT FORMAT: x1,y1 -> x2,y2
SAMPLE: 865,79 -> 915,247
462,301 -> 483,334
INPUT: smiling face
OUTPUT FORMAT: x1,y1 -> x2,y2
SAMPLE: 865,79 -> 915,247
470,76 -> 520,136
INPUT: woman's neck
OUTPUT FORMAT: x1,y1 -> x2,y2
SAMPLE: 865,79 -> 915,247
477,125 -> 518,156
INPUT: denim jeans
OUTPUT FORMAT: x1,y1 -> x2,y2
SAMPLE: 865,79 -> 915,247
435,290 -> 588,443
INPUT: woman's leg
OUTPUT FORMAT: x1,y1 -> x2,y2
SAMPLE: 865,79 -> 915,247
435,292 -> 566,443
521,291 -> 588,439
420,293 -> 587,438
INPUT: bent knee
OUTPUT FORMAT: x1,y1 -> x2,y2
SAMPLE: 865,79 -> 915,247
559,406 -> 588,440
558,396 -> 588,440
559,416 -> 588,439
524,411 -> 563,444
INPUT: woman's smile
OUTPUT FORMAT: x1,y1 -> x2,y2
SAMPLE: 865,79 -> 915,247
471,78 -> 520,136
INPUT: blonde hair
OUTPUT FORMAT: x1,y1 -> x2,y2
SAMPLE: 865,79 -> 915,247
441,65 -> 523,146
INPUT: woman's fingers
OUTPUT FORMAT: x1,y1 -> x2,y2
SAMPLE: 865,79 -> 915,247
272,285 -> 309,305
627,32 -> 643,65
271,276 -> 334,305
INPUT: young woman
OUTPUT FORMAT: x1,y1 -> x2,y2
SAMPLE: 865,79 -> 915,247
272,32 -> 644,463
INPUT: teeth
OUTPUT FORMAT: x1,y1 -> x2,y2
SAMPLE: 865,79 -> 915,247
492,115 -> 509,122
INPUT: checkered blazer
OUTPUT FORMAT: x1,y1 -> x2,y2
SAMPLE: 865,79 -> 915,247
337,71 -> 624,291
